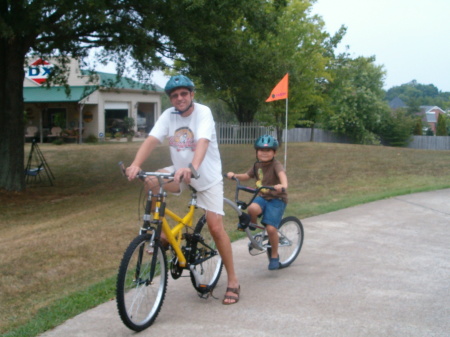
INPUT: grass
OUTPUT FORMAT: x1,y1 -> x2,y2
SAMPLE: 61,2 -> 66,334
1,141 -> 449,336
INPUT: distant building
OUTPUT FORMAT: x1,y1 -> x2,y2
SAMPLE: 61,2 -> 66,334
388,97 -> 407,110
23,58 -> 164,143
418,106 -> 445,133
388,97 -> 445,134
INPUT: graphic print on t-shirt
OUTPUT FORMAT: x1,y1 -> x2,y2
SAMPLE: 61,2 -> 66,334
255,168 -> 269,194
169,127 -> 196,152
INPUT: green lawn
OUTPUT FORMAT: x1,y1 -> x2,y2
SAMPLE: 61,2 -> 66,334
1,141 -> 449,336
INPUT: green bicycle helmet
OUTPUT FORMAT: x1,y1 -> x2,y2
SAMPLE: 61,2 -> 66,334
164,75 -> 195,95
254,134 -> 279,150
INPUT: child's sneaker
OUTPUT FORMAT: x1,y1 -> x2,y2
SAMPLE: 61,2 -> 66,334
268,256 -> 280,270
248,222 -> 257,231
237,222 -> 247,231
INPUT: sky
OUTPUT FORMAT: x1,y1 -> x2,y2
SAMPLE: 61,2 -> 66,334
94,0 -> 450,92
311,0 -> 450,92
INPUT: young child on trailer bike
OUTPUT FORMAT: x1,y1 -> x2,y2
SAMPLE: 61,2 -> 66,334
226,135 -> 288,270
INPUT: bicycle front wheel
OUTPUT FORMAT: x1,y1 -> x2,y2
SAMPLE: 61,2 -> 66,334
116,234 -> 168,331
268,216 -> 304,268
189,215 -> 223,295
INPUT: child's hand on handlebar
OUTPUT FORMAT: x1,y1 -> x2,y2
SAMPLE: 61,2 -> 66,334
226,172 -> 235,180
273,184 -> 286,193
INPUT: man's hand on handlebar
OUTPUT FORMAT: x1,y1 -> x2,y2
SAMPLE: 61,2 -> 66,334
125,164 -> 141,181
174,167 -> 193,184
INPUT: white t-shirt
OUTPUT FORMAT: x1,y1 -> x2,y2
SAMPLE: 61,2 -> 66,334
149,103 -> 222,191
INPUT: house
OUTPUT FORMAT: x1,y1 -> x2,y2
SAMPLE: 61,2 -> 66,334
388,97 -> 445,134
23,58 -> 164,143
388,97 -> 407,110
418,106 -> 446,134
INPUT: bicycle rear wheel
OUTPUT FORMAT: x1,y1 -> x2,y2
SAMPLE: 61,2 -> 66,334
116,234 -> 168,331
267,216 -> 304,268
189,215 -> 223,295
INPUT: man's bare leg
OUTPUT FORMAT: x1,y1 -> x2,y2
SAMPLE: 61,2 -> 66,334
205,211 -> 240,304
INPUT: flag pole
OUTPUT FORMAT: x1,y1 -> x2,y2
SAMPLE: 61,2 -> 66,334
265,73 -> 289,169
284,97 -> 288,170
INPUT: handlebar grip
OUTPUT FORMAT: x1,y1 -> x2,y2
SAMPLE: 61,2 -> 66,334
118,161 -> 126,176
189,163 -> 200,180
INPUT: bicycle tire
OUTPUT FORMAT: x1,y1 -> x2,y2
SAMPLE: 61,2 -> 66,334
267,216 -> 304,268
189,215 -> 223,295
116,234 -> 168,331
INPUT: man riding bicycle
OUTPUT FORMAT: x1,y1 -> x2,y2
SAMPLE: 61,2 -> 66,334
126,75 -> 240,305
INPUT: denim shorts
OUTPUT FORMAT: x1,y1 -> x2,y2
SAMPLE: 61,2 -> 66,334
253,196 -> 286,229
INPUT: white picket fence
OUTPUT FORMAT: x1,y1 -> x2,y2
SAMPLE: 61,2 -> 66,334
216,122 -> 450,150
216,122 -> 276,144
216,122 -> 350,145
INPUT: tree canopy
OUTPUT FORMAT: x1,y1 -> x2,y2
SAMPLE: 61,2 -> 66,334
321,54 -> 390,144
3,0 -> 446,192
386,80 -> 450,111
0,0 -> 286,191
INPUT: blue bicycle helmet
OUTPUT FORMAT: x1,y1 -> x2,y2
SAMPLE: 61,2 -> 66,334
254,135 -> 279,150
164,75 -> 195,95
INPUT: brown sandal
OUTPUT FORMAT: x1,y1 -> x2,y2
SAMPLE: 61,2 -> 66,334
222,286 -> 240,305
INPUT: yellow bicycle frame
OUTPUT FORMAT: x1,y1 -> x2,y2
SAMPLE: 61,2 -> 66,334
152,200 -> 197,267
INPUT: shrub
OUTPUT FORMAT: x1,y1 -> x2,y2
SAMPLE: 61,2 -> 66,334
436,114 -> 447,136
52,139 -> 64,145
413,118 -> 423,135
378,109 -> 414,147
85,134 -> 98,143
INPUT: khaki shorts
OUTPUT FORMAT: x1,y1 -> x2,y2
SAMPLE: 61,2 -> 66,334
162,166 -> 224,215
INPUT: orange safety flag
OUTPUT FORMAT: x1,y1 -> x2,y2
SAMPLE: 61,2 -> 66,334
265,73 -> 288,102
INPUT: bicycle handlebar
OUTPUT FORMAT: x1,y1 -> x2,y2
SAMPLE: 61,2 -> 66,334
119,162 -> 200,182
224,175 -> 284,210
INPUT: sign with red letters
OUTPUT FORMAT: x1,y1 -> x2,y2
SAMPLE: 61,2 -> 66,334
25,58 -> 54,85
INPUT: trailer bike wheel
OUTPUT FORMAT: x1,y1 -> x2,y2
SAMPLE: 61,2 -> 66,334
267,216 -> 304,268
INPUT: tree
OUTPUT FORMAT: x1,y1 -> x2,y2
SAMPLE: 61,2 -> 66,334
323,55 -> 390,144
413,118 -> 423,135
385,81 -> 450,112
0,0 -> 270,191
436,113 -> 447,136
165,0 -> 342,132
163,0 -> 289,123
378,109 -> 414,147
256,0 -> 344,143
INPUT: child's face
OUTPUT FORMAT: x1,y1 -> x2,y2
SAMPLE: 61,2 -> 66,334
257,148 -> 276,162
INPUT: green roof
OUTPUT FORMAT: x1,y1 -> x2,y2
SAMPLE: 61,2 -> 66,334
93,71 -> 163,92
24,72 -> 163,103
24,86 -> 97,103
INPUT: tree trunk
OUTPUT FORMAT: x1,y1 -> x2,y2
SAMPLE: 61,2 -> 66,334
0,39 -> 27,191
310,123 -> 315,142
276,126 -> 283,148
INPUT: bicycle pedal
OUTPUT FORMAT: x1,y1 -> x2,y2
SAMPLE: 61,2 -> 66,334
237,223 -> 247,231
196,285 -> 218,300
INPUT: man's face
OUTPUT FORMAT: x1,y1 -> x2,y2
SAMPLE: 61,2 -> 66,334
169,88 -> 193,113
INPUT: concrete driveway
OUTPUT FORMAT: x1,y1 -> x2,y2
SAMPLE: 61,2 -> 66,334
40,189 -> 450,337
